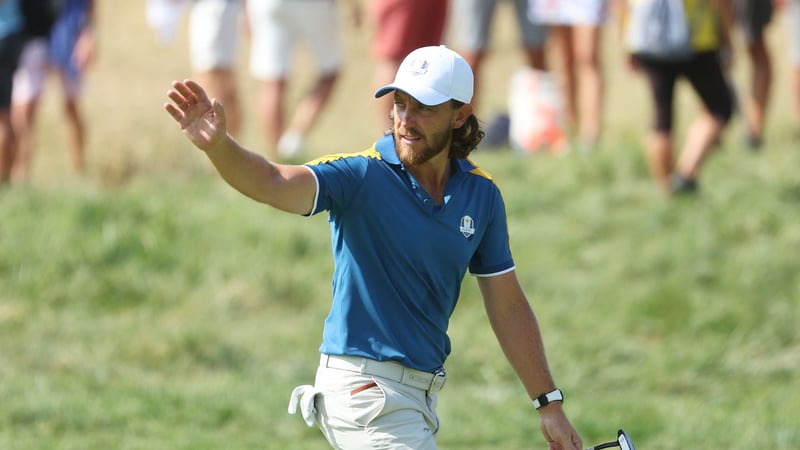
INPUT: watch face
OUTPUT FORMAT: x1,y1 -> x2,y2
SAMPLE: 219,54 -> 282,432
617,430 -> 635,450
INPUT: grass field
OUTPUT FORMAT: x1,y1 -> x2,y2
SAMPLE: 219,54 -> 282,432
1,2 -> 799,449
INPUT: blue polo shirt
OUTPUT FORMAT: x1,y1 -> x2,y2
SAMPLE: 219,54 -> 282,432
305,135 -> 515,372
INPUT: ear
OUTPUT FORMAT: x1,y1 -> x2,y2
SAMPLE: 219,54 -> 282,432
451,103 -> 474,129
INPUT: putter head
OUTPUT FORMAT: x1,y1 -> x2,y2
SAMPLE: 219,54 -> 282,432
617,429 -> 635,450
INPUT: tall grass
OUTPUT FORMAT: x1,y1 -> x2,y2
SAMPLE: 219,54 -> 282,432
1,2 -> 798,449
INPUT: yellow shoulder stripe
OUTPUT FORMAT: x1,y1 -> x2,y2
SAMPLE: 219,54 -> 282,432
466,158 -> 494,181
306,147 -> 382,166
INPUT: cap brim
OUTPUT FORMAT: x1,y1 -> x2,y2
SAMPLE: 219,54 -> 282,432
374,84 -> 451,107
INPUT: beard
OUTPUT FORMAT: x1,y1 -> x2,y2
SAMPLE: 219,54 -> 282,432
394,126 -> 452,166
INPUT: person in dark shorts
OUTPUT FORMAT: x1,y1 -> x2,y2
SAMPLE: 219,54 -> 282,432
0,0 -> 26,183
623,0 -> 735,194
735,0 -> 775,149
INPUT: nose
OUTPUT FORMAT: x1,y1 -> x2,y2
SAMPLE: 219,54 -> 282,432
396,108 -> 415,127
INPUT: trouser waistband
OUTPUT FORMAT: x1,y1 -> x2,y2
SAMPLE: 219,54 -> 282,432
319,354 -> 446,393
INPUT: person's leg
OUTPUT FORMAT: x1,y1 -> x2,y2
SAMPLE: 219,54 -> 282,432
279,72 -> 337,158
573,23 -> 603,147
189,0 -> 242,135
62,96 -> 85,175
247,0 -> 292,158
646,131 -> 674,192
549,25 -> 577,136
789,0 -> 800,131
675,111 -> 724,180
794,66 -> 800,131
10,100 -> 38,183
743,37 -> 771,147
514,0 -> 548,71
257,78 -> 287,158
0,32 -> 26,184
9,38 -> 47,183
638,57 -> 678,190
278,0 -> 343,157
195,69 -> 241,136
675,53 -> 733,184
739,0 -> 773,148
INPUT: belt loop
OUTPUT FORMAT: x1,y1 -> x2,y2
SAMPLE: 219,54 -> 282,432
359,357 -> 368,374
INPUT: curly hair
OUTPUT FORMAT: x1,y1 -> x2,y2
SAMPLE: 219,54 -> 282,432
449,101 -> 485,159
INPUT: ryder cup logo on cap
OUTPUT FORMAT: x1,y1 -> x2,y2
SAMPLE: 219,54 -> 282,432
375,45 -> 474,106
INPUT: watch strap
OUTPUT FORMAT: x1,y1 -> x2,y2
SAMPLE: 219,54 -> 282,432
533,388 -> 563,409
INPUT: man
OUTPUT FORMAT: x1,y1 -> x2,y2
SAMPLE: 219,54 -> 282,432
164,45 -> 582,450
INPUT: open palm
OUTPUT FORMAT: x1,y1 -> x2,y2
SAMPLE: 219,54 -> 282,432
164,80 -> 227,151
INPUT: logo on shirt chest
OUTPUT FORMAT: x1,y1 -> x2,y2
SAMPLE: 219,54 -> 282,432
459,215 -> 475,238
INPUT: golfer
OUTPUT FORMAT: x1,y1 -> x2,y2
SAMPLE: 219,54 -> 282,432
165,45 -> 583,450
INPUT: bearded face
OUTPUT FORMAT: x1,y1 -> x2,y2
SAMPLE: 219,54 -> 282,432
391,91 -> 460,166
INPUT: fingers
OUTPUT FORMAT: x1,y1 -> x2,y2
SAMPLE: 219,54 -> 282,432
165,79 -> 208,110
164,79 -> 212,125
164,102 -> 183,122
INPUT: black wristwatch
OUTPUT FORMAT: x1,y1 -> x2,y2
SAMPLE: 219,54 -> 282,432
533,388 -> 563,410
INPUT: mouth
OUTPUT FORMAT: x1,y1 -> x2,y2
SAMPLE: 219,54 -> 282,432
398,130 -> 423,145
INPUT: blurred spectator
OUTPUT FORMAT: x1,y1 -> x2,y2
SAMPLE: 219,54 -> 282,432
787,0 -> 800,133
734,0 -> 774,150
146,0 -> 188,45
10,0 -> 95,183
368,0 -> 449,131
189,0 -> 243,137
621,0 -> 735,194
449,0 -> 547,113
246,0 -> 355,159
0,0 -> 26,184
528,0 -> 609,150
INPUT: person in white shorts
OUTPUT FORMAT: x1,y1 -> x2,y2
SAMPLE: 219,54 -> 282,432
247,0 -> 354,159
11,0 -> 95,183
189,0 -> 243,136
529,0 -> 609,150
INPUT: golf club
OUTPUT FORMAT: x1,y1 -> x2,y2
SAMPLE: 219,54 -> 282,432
586,429 -> 636,450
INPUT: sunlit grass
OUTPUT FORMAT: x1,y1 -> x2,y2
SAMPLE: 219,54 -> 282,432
1,2 -> 799,449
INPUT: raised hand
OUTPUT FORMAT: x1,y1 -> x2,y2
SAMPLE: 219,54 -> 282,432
164,80 -> 228,152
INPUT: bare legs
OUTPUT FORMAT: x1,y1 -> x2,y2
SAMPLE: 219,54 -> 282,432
549,24 -> 604,148
9,99 -> 37,183
646,111 -> 725,193
742,37 -> 772,147
195,69 -> 241,137
373,59 -> 398,132
0,109 -> 14,183
9,86 -> 87,184
257,71 -> 339,159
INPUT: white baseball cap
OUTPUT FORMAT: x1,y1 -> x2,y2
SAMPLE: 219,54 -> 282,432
374,45 -> 474,106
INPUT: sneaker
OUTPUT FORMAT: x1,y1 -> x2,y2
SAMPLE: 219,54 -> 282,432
745,131 -> 762,151
277,130 -> 304,159
669,173 -> 698,195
